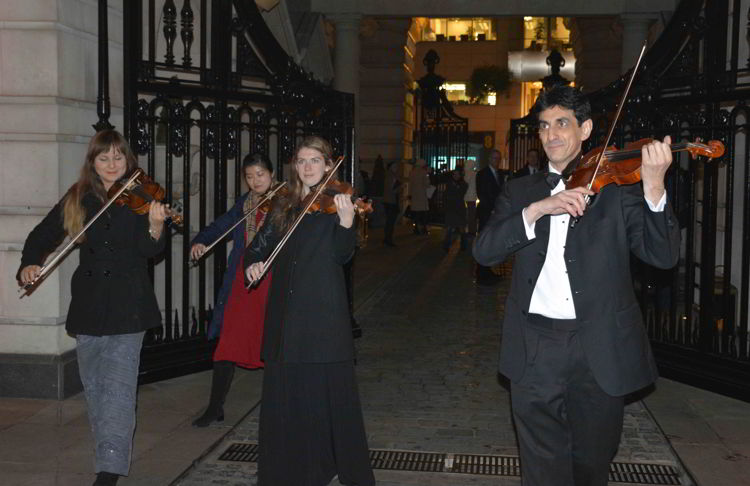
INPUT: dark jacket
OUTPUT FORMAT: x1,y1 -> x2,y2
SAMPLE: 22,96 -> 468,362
475,166 -> 503,230
473,173 -> 681,396
512,165 -> 541,179
191,192 -> 250,339
19,192 -> 166,336
243,210 -> 356,363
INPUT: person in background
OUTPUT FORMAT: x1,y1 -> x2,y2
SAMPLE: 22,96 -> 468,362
17,130 -> 167,486
189,153 -> 275,427
408,158 -> 431,234
474,148 -> 505,284
463,159 -> 478,237
513,148 -> 542,178
383,161 -> 402,247
443,168 -> 468,251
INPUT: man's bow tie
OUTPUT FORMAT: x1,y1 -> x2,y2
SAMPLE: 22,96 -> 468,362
545,172 -> 563,189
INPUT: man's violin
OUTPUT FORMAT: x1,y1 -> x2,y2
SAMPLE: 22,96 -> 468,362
566,138 -> 725,193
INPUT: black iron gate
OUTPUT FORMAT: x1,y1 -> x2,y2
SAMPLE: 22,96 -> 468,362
96,0 -> 355,382
509,0 -> 750,400
414,49 -> 469,223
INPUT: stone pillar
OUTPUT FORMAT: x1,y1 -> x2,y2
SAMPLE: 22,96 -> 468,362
570,17 -> 622,93
620,14 -> 655,73
0,0 -> 123,399
330,13 -> 361,159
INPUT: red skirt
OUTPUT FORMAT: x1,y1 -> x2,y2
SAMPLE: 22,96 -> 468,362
213,257 -> 271,368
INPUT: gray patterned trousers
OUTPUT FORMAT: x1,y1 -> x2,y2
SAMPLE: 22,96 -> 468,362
76,332 -> 145,476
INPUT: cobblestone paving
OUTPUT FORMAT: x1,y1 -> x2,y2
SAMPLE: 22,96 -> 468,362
175,232 -> 694,486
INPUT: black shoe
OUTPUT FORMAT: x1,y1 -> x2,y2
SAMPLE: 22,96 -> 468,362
384,240 -> 396,247
192,407 -> 225,427
93,472 -> 119,486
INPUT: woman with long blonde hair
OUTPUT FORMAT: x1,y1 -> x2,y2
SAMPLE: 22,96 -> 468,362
17,129 -> 168,486
244,136 -> 374,486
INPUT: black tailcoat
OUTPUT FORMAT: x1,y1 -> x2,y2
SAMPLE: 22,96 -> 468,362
473,172 -> 680,396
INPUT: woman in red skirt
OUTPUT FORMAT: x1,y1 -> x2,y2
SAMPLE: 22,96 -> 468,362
190,153 -> 275,426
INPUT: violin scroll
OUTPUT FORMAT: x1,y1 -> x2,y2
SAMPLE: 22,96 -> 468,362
687,140 -> 725,159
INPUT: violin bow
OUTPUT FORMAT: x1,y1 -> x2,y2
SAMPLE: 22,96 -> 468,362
570,39 -> 648,228
19,168 -> 144,298
246,156 -> 345,288
189,181 -> 288,268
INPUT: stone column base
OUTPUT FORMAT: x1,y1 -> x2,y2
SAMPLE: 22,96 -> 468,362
0,350 -> 81,400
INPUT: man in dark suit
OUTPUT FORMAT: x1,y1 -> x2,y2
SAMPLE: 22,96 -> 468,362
474,85 -> 680,486
474,148 -> 506,284
512,148 -> 542,178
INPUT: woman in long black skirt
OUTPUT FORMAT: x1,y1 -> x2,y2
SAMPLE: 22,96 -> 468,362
244,136 -> 375,486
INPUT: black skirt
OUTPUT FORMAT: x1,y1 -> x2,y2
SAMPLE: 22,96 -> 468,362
258,361 -> 375,486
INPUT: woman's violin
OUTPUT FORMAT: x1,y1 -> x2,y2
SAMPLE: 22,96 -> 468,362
107,169 -> 183,226
304,179 -> 373,215
566,138 -> 725,193
246,156 -> 366,288
189,182 -> 288,267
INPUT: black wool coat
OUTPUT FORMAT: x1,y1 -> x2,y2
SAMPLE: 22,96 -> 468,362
473,172 -> 681,396
18,193 -> 166,336
244,210 -> 356,363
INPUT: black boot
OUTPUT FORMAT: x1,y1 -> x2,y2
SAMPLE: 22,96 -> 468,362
93,472 -> 119,486
192,361 -> 235,427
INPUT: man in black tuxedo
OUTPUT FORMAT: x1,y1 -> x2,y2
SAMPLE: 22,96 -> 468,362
474,148 -> 506,284
512,148 -> 542,178
473,85 -> 680,486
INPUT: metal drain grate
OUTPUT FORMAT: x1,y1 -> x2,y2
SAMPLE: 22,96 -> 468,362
370,450 -> 445,472
218,443 -> 681,485
609,461 -> 681,485
218,442 -> 259,462
452,454 -> 520,476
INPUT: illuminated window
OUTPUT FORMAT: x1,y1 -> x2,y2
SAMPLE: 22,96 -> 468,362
443,83 -> 469,103
523,17 -> 571,51
416,18 -> 496,42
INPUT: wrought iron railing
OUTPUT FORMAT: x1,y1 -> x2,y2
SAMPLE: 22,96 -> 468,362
95,0 -> 355,382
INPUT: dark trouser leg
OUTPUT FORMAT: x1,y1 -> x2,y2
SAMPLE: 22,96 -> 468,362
416,211 -> 428,233
465,201 -> 477,236
511,325 -> 624,486
192,360 -> 235,427
443,226 -> 454,250
383,203 -> 398,244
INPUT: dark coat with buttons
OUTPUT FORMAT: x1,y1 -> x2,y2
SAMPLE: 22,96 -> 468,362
243,210 -> 356,363
18,192 -> 165,336
473,171 -> 681,396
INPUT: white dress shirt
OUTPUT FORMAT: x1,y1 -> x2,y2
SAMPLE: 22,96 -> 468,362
522,170 -> 667,319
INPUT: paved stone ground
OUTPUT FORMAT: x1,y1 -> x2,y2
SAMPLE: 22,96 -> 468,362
174,230 -> 695,486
